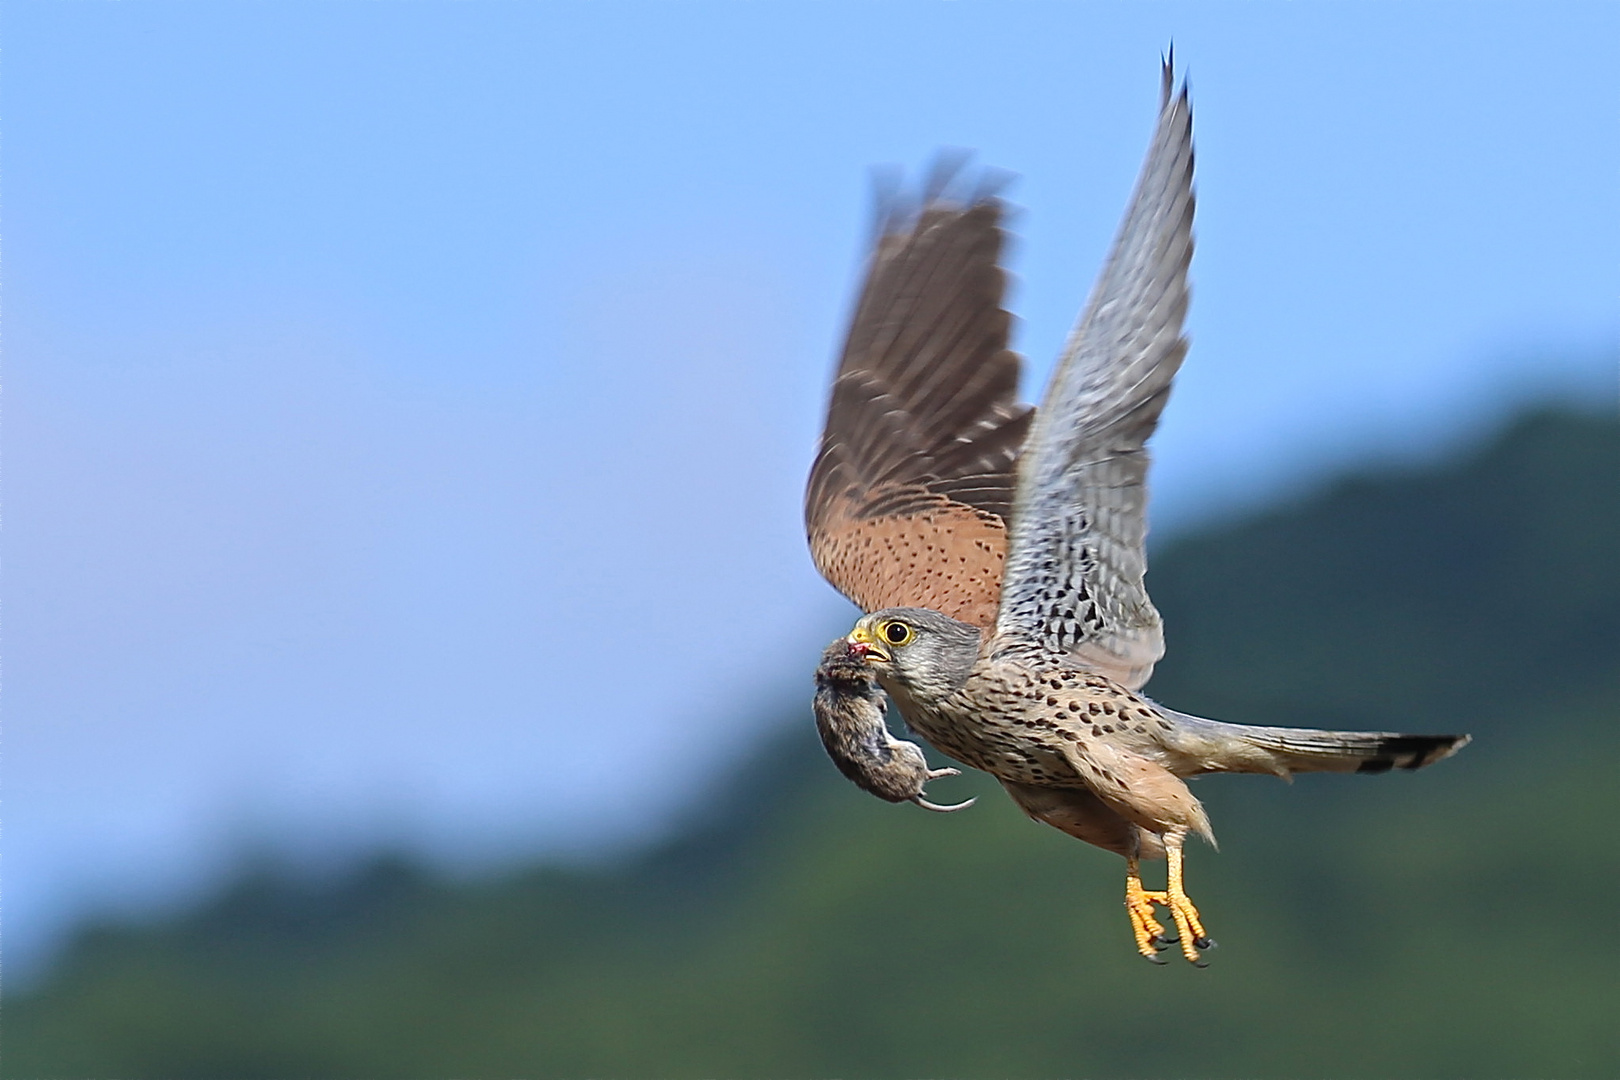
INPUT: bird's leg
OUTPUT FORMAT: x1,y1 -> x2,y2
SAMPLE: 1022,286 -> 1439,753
1124,833 -> 1171,962
1162,827 -> 1214,966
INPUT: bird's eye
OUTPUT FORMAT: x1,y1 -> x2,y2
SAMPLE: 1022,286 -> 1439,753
882,621 -> 914,646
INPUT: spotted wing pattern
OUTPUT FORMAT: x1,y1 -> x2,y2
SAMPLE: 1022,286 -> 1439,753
994,67 -> 1194,688
806,180 -> 1032,629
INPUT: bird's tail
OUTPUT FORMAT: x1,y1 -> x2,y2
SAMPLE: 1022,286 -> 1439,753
1151,705 -> 1471,778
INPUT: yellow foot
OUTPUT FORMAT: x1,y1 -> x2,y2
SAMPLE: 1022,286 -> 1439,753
1127,834 -> 1216,966
1125,879 -> 1172,962
1162,887 -> 1214,967
1162,829 -> 1214,966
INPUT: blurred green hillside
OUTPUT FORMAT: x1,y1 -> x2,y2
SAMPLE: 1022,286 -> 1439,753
8,408 -> 1618,1080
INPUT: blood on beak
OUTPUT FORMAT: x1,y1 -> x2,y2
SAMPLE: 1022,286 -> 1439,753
845,627 -> 890,663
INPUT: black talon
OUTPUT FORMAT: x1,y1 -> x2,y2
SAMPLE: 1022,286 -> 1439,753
1194,936 -> 1216,950
1142,950 -> 1168,965
1192,956 -> 1210,969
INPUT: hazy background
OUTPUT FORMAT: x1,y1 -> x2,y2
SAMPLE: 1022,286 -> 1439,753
7,0 -> 1617,985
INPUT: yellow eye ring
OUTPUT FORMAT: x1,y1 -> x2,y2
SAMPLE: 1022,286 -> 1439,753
879,620 -> 915,647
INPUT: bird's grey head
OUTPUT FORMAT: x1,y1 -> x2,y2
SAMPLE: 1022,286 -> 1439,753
847,607 -> 982,701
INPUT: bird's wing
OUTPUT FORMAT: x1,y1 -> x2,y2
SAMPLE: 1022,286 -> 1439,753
806,173 -> 1032,629
993,64 -> 1194,689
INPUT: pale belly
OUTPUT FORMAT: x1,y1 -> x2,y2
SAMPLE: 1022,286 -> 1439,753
888,687 -> 1083,788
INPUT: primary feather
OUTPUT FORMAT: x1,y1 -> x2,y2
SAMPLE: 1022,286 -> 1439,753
994,73 -> 1194,690
805,171 -> 1031,629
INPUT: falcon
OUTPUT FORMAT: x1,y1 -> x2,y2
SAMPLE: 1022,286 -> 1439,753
804,60 -> 1469,965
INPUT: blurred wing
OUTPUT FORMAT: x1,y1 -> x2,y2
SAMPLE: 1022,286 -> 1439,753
806,175 -> 1032,629
994,65 -> 1194,688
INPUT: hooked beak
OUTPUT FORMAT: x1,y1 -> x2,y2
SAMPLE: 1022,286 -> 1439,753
847,623 -> 890,663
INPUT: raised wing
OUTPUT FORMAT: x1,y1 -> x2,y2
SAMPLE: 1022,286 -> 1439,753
994,64 -> 1194,688
806,176 -> 1032,629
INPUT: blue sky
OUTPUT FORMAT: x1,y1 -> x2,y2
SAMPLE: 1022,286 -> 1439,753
7,1 -> 1617,974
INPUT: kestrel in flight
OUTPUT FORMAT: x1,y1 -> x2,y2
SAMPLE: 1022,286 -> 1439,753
805,60 -> 1468,965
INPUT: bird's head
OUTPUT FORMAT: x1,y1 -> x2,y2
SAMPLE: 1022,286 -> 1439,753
847,607 -> 982,700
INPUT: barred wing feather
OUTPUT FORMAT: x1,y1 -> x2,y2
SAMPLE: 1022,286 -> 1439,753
994,69 -> 1194,689
806,177 -> 1032,629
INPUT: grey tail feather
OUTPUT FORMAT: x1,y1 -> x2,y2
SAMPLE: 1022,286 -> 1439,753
1151,704 -> 1471,778
1245,727 -> 1470,774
